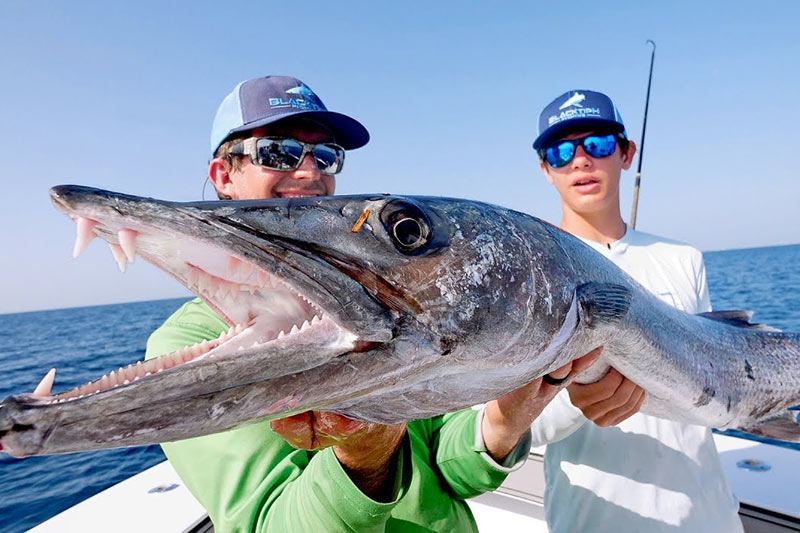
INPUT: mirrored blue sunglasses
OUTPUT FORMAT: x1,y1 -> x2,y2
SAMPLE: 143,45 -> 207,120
541,133 -> 619,168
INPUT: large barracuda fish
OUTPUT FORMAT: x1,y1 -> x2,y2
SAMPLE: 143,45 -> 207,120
1,186 -> 799,457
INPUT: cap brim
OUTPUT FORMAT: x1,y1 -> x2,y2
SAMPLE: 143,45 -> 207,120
228,110 -> 370,150
533,119 -> 625,150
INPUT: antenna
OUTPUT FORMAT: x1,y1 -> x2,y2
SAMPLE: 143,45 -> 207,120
630,40 -> 656,229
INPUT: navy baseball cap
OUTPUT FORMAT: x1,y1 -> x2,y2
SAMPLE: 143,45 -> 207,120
532,90 -> 627,150
210,76 -> 370,156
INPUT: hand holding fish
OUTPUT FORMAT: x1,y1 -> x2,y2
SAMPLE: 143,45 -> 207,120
270,411 -> 406,501
482,347 -> 604,462
567,367 -> 646,427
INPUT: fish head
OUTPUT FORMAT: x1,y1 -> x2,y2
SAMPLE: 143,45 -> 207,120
50,187 -> 553,362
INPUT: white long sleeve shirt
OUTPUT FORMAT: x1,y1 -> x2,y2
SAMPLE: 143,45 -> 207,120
532,227 -> 743,533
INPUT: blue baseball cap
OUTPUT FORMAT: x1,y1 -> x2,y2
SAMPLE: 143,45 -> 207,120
532,90 -> 627,150
210,76 -> 370,156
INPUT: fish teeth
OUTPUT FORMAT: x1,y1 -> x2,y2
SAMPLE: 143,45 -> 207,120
73,217 -> 98,258
227,256 -> 241,277
117,229 -> 138,263
239,262 -> 255,282
290,324 -> 299,335
311,315 -> 321,325
108,243 -> 127,273
33,368 -> 56,398
187,268 -> 200,288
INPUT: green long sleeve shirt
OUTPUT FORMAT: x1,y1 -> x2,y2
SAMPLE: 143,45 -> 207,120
145,299 -> 527,532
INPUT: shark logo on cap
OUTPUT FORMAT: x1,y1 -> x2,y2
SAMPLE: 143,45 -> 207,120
559,92 -> 585,110
286,83 -> 316,97
269,82 -> 324,111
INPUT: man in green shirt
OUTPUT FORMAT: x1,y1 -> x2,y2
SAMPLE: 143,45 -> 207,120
145,75 -> 601,531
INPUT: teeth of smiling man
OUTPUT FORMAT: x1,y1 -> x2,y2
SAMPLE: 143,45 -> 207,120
73,217 -> 99,258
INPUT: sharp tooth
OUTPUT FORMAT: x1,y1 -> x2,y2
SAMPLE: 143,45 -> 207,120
227,256 -> 241,277
239,262 -> 255,282
290,324 -> 299,335
73,218 -> 98,258
198,273 -> 212,294
311,315 -> 321,325
209,277 -> 221,296
100,374 -> 110,390
187,268 -> 200,288
32,368 -> 57,398
108,243 -> 128,272
277,330 -> 286,339
117,229 -> 138,263
301,319 -> 310,330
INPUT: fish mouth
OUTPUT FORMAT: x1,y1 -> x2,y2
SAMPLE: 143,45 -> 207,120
46,186 -> 393,405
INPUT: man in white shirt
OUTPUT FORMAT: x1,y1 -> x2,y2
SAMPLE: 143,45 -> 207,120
531,90 -> 743,532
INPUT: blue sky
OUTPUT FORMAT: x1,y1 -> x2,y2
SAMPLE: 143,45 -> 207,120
1,1 -> 798,313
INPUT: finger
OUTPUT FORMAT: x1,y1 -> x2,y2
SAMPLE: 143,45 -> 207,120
581,377 -> 639,421
567,368 -> 625,407
570,346 -> 604,375
270,412 -> 314,449
595,387 -> 646,427
547,361 -> 574,381
316,411 -> 370,439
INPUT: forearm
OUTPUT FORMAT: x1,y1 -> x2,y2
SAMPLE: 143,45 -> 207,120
529,390 -> 587,446
434,409 -> 524,499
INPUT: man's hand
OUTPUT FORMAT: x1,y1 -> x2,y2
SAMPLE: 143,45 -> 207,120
482,347 -> 604,462
567,368 -> 645,427
270,411 -> 406,502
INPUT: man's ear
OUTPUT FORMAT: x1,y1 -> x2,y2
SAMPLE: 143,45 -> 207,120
539,158 -> 555,185
208,158 -> 235,198
621,140 -> 637,170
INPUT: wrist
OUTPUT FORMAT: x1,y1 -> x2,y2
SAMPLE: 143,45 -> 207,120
481,405 -> 528,462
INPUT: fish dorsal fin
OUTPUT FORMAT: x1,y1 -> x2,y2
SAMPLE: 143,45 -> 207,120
576,282 -> 632,328
697,310 -> 782,332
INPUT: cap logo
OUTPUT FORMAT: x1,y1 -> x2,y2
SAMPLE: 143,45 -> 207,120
559,92 -> 585,110
268,82 -> 325,111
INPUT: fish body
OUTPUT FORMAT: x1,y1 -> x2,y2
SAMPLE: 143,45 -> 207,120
1,186 -> 798,457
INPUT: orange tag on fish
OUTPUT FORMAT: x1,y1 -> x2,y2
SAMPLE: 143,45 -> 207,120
351,208 -> 370,233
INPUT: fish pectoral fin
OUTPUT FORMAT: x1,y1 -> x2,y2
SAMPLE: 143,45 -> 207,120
697,310 -> 782,332
576,282 -> 632,329
736,410 -> 800,443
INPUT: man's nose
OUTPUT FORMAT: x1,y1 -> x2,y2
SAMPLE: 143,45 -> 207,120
293,153 -> 322,180
571,145 -> 593,168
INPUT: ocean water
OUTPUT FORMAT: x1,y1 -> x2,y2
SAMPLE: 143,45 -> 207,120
0,298 -> 188,533
1,245 -> 799,532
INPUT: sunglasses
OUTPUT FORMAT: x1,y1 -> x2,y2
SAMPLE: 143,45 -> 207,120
540,133 -> 618,168
230,137 -> 346,174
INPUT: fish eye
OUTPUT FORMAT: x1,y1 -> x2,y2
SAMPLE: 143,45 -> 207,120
392,217 -> 425,249
380,200 -> 432,254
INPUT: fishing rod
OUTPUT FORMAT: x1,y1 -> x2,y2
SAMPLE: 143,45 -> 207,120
630,39 -> 656,229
